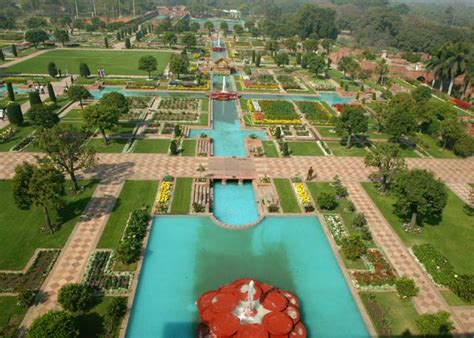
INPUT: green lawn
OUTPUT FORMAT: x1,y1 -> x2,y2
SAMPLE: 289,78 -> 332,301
416,133 -> 458,159
2,50 -> 173,76
98,180 -> 157,250
181,139 -> 196,156
363,183 -> 474,274
360,292 -> 419,336
273,178 -> 301,213
326,141 -> 369,157
201,98 -> 209,112
0,180 -> 97,269
287,141 -> 324,156
88,138 -> 128,153
440,290 -> 474,306
170,177 -> 193,214
262,140 -> 279,157
133,139 -> 170,153
197,113 -> 209,126
0,123 -> 35,152
0,296 -> 27,333
315,126 -> 338,139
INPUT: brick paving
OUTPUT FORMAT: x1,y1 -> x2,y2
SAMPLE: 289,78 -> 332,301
21,182 -> 123,327
0,153 -> 472,332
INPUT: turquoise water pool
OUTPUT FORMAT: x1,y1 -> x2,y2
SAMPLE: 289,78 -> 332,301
213,181 -> 259,226
0,85 -> 30,95
126,215 -> 370,337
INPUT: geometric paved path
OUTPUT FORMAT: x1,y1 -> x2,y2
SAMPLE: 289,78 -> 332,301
21,182 -> 123,327
345,182 -> 469,334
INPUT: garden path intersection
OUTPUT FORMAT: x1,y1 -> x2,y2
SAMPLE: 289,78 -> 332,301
0,152 -> 473,333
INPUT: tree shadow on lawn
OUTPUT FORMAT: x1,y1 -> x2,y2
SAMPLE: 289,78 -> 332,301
75,312 -> 105,338
85,161 -> 135,184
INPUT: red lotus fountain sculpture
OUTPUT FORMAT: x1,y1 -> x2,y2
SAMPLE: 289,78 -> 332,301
212,34 -> 226,52
196,278 -> 307,337
207,76 -> 241,101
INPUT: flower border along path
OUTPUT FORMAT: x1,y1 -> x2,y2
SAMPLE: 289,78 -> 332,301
21,182 -> 124,328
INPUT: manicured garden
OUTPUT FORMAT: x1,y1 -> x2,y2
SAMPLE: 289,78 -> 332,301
273,178 -> 301,213
170,177 -> 193,214
133,139 -> 170,153
2,50 -> 173,76
262,140 -> 279,157
363,183 -> 473,275
287,141 -> 323,156
0,180 -> 97,270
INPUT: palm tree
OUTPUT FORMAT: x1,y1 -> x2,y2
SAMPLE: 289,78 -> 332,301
427,44 -> 449,91
376,59 -> 389,85
462,59 -> 474,99
443,42 -> 471,96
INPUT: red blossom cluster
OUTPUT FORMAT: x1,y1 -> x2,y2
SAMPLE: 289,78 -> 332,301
352,249 -> 396,287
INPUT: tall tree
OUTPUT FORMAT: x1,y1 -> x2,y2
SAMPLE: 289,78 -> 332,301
162,32 -> 177,48
79,63 -> 91,78
376,58 -> 389,85
169,53 -> 189,79
82,104 -> 119,144
138,55 -> 157,79
384,93 -> 416,140
13,159 -> 66,233
6,82 -> 15,101
274,52 -> 289,67
100,91 -> 129,116
204,21 -> 214,36
336,105 -> 368,148
68,85 -> 91,109
36,124 -> 97,193
181,32 -> 196,49
47,82 -> 57,102
392,169 -> 447,228
24,29 -> 49,48
54,29 -> 69,47
303,39 -> 318,53
285,38 -> 298,53
294,4 -> 338,39
365,143 -> 406,192
47,61 -> 58,78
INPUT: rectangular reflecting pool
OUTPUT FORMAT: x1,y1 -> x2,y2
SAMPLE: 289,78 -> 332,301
126,216 -> 369,337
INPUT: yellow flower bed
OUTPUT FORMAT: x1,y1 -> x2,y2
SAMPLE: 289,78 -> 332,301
294,183 -> 311,205
252,117 -> 302,125
158,182 -> 171,204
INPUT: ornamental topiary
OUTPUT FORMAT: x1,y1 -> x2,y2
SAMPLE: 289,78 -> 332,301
29,91 -> 42,106
395,277 -> 419,299
28,310 -> 79,338
6,102 -> 23,125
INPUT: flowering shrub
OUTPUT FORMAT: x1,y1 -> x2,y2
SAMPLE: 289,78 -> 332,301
412,244 -> 455,287
453,98 -> 471,110
0,127 -> 17,143
83,251 -> 132,293
293,183 -> 313,211
352,249 -> 396,288
324,214 -> 347,245
116,209 -> 151,264
155,181 -> 173,213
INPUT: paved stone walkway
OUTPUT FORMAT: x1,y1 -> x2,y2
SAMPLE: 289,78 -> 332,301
344,182 -> 468,333
21,182 -> 123,327
0,49 -> 50,69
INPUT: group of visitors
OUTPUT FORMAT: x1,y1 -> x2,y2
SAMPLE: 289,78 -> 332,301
98,68 -> 106,77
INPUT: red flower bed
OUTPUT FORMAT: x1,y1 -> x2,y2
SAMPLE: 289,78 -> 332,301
352,249 -> 396,287
453,98 -> 471,110
333,103 -> 345,112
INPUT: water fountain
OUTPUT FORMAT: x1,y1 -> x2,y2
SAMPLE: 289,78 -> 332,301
196,278 -> 307,337
207,75 -> 241,100
212,32 -> 226,52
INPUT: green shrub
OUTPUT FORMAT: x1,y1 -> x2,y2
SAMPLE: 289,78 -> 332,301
341,233 -> 367,260
6,102 -> 23,125
57,283 -> 95,313
28,91 -> 42,106
17,288 -> 37,308
27,104 -> 59,129
359,226 -> 372,241
415,311 -> 454,336
317,191 -> 338,210
360,293 -> 391,336
28,310 -> 79,338
104,297 -> 127,337
116,209 -> 151,264
395,277 -> 419,299
412,244 -> 456,287
352,212 -> 367,228
451,275 -> 474,302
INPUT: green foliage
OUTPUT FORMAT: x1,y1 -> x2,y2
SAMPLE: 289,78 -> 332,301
100,91 -> 129,116
17,288 -> 37,308
116,209 -> 151,264
452,135 -> 474,158
181,32 -> 196,48
162,32 -> 177,47
26,104 -> 60,129
125,38 -> 131,49
365,143 -> 406,192
341,233 -> 367,260
412,244 -> 456,287
47,82 -> 56,102
385,93 -> 416,140
317,191 -> 338,210
281,142 -> 290,157
6,102 -> 23,125
104,36 -> 108,48
259,100 -> 298,120
352,212 -> 367,228
47,62 -> 58,78
451,275 -> 474,302
169,139 -> 179,155
24,28 -> 49,48
411,86 -> 432,104
138,55 -> 158,78
79,63 -> 91,78
67,85 -> 91,108
6,82 -> 14,101
305,53 -> 326,76
169,53 -> 189,79
29,91 -> 42,106
392,169 -> 447,227
294,4 -> 338,39
54,29 -> 69,47
11,44 -> 17,57
36,124 -> 96,193
104,297 -> 127,337
360,293 -> 391,337
82,103 -> 120,144
415,312 -> 454,336
57,283 -> 95,313
274,52 -> 289,67
395,277 -> 419,299
12,158 -> 66,232
255,54 -> 261,67
28,310 -> 79,338
335,105 -> 368,147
